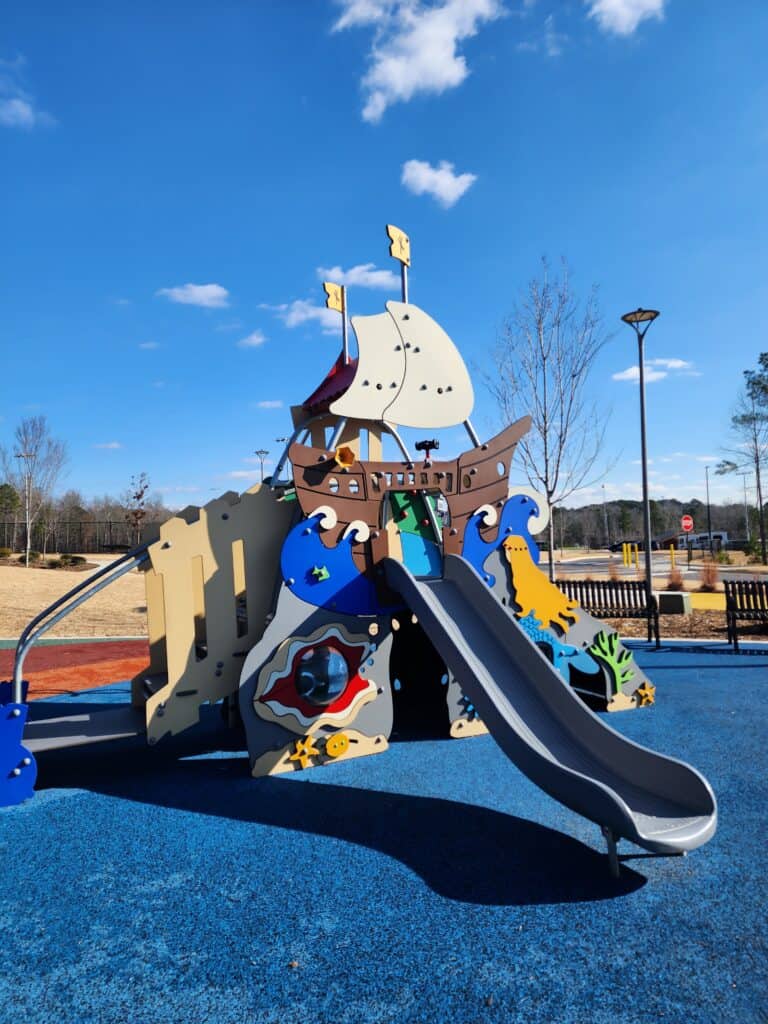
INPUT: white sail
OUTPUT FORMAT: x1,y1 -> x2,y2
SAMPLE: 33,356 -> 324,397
329,302 -> 474,428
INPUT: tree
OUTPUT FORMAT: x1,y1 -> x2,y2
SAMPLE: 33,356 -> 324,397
716,378 -> 768,564
0,483 -> 20,549
0,416 -> 68,567
124,472 -> 150,546
487,258 -> 613,579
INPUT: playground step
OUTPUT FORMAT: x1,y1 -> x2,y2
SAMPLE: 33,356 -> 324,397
24,706 -> 146,753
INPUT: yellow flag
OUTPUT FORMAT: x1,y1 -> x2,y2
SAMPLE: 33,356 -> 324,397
386,224 -> 411,267
323,282 -> 344,313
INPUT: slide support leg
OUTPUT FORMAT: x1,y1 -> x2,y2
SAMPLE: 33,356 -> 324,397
602,826 -> 621,878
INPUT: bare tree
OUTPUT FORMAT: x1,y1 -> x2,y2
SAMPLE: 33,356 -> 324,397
487,259 -> 612,579
124,472 -> 150,546
716,384 -> 768,564
0,416 -> 68,566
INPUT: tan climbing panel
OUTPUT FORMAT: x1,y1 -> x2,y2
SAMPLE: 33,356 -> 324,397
132,484 -> 295,744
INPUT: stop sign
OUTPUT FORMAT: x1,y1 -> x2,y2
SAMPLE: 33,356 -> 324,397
681,514 -> 694,532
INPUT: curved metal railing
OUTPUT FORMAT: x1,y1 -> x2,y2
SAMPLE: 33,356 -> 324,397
11,544 -> 151,703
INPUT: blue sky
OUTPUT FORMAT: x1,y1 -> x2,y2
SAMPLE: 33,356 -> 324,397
2,0 -> 767,512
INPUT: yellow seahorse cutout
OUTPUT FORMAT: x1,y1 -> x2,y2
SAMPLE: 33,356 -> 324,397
503,535 -> 579,633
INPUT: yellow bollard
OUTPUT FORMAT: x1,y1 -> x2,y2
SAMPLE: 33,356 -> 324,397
670,544 -> 675,570
633,543 -> 639,569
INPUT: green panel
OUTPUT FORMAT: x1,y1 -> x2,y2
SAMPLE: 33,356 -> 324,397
388,491 -> 436,540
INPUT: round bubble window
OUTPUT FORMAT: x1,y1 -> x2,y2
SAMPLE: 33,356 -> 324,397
295,645 -> 350,706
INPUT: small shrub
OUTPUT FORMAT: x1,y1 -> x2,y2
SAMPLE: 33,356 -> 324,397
69,555 -> 86,565
716,550 -> 731,565
17,551 -> 41,564
665,567 -> 685,592
698,556 -> 719,593
46,558 -> 63,569
0,547 -> 11,559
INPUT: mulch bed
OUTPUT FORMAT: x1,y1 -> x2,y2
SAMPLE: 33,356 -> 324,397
605,610 -> 768,643
0,639 -> 149,699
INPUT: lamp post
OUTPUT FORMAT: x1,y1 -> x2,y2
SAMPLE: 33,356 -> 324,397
602,483 -> 610,548
254,449 -> 269,484
705,464 -> 714,555
621,308 -> 659,612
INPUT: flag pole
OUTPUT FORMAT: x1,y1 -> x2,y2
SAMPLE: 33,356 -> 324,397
341,284 -> 349,365
386,224 -> 411,304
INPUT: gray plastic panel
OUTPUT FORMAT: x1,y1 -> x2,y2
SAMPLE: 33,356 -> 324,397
384,555 -> 717,855
24,706 -> 145,753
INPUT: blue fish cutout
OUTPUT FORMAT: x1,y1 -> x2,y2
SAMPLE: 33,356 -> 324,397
517,612 -> 600,682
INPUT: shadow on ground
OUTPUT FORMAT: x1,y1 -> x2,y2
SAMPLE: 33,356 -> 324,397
32,709 -> 646,907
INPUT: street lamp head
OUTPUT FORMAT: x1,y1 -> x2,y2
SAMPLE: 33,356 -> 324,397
621,308 -> 659,326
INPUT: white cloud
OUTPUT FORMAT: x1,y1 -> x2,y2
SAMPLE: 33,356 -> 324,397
585,0 -> 665,36
648,357 -> 691,370
157,484 -> 201,494
0,57 -> 53,129
237,330 -> 267,349
401,158 -> 477,207
543,14 -> 567,56
333,0 -> 393,30
156,283 -> 230,308
316,262 -> 399,290
261,300 -> 341,336
333,0 -> 504,122
93,441 -> 122,450
253,400 -> 283,409
611,365 -> 667,383
138,341 -> 159,350
613,356 -> 697,383
694,455 -> 718,463
225,470 -> 257,479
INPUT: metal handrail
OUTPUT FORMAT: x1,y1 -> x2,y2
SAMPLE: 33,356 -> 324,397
12,544 -> 151,702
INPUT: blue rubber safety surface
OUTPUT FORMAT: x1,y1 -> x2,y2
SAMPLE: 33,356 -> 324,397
1,641 -> 767,1024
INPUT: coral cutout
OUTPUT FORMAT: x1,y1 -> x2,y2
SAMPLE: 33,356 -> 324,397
518,612 -> 599,681
503,535 -> 578,633
634,682 -> 656,707
459,694 -> 480,721
587,631 -> 636,694
288,736 -> 321,770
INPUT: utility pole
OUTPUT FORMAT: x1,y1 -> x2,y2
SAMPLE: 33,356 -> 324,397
705,464 -> 714,555
14,451 -> 32,567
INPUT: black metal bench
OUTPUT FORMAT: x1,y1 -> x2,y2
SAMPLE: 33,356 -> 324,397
556,579 -> 660,648
724,579 -> 768,650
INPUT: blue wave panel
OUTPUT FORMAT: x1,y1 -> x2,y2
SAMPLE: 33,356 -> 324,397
280,514 -> 401,616
462,494 -> 541,585
0,703 -> 37,808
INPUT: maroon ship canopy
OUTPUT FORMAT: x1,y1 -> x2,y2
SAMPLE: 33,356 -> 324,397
302,353 -> 358,415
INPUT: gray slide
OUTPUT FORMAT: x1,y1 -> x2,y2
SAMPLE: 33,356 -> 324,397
384,555 -> 717,855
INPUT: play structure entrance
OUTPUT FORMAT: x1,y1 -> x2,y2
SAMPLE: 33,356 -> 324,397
382,490 -> 447,578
